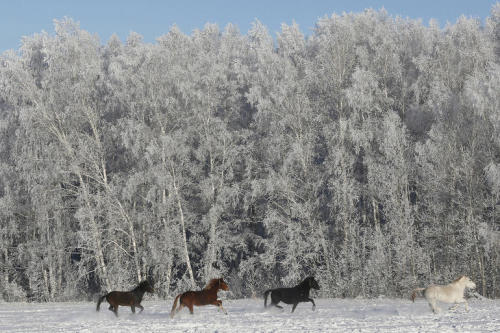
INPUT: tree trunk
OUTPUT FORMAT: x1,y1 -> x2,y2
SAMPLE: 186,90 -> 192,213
3,247 -> 8,288
78,173 -> 111,291
372,199 -> 380,232
114,198 -> 142,282
90,111 -> 143,283
46,119 -> 112,291
161,189 -> 174,296
206,214 -> 217,279
164,260 -> 173,297
171,166 -> 195,287
42,268 -> 50,302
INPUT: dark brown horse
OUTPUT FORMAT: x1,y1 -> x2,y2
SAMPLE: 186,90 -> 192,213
264,276 -> 320,313
170,278 -> 229,318
96,280 -> 154,317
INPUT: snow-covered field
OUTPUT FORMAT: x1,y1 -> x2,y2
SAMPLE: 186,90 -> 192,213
0,298 -> 499,332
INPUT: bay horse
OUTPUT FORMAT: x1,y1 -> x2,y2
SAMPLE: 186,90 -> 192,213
96,280 -> 154,317
170,278 -> 229,318
411,275 -> 476,313
264,276 -> 320,313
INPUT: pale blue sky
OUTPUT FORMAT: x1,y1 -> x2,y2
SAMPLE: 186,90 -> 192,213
1,0 -> 497,52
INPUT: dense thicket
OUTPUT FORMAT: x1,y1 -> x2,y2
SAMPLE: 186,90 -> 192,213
1,7 -> 499,302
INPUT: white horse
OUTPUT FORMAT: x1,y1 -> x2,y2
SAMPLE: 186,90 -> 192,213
411,275 -> 476,313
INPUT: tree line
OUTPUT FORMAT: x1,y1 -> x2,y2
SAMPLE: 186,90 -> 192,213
1,6 -> 499,302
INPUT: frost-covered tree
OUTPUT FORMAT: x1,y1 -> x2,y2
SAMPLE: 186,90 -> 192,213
1,7 -> 500,301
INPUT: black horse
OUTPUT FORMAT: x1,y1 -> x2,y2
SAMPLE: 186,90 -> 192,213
96,280 -> 154,317
264,276 -> 320,313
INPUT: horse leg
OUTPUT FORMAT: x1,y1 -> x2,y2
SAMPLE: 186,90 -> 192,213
137,304 -> 144,313
307,298 -> 316,311
273,303 -> 283,310
220,303 -> 228,315
449,303 -> 459,311
428,300 -> 440,314
291,303 -> 298,313
188,304 -> 194,315
213,300 -> 227,315
108,302 -> 119,317
269,294 -> 283,310
463,299 -> 470,312
131,306 -> 136,314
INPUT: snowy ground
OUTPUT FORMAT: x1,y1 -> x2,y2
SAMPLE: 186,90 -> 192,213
0,298 -> 499,332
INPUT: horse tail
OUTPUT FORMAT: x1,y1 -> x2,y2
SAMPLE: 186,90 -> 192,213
411,288 -> 426,302
264,290 -> 272,308
170,294 -> 182,318
96,294 -> 107,311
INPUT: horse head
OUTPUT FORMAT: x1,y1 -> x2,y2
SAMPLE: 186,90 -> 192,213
218,278 -> 229,291
204,278 -> 229,291
460,276 -> 476,289
306,276 -> 320,290
138,280 -> 155,293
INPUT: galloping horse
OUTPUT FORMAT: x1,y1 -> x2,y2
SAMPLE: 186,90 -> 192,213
170,278 -> 229,318
411,275 -> 476,313
264,276 -> 320,313
96,280 -> 154,317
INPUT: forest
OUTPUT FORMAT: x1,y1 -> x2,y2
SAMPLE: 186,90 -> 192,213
1,6 -> 499,302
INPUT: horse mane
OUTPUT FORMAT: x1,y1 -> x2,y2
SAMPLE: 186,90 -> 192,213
133,280 -> 152,292
297,277 -> 311,288
204,278 -> 220,290
453,275 -> 465,283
